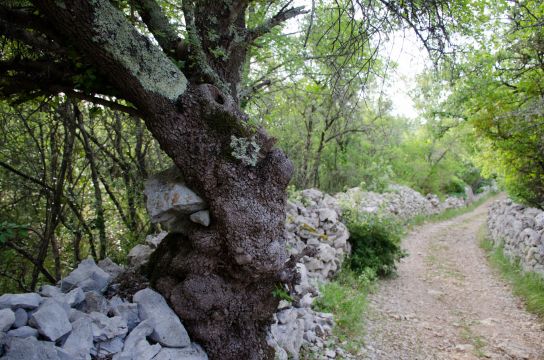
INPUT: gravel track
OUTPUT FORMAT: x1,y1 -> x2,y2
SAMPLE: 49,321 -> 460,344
362,198 -> 544,360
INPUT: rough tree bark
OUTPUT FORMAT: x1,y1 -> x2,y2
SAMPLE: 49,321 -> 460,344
0,0 -> 305,358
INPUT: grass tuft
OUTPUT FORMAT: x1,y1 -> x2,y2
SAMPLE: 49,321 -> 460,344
313,267 -> 376,353
478,226 -> 544,319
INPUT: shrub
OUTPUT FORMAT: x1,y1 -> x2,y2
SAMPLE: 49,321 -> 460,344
442,177 -> 466,197
343,210 -> 406,277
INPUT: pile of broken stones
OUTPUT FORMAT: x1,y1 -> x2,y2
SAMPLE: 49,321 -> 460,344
0,257 -> 207,360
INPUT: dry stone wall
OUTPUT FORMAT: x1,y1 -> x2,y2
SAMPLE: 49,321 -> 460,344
488,199 -> 544,277
335,184 -> 470,220
0,165 -> 486,360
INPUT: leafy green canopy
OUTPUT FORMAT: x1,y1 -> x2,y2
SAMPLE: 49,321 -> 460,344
436,0 -> 544,207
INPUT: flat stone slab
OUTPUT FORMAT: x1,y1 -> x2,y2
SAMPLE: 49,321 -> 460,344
189,210 -> 210,226
0,293 -> 43,310
133,288 -> 190,347
6,326 -> 38,339
29,299 -> 72,341
144,167 -> 207,224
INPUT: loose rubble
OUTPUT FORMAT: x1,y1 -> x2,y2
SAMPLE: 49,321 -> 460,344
488,198 -> 544,277
0,258 -> 207,360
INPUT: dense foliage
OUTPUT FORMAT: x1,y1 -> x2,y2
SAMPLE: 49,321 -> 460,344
425,0 -> 544,207
343,210 -> 406,277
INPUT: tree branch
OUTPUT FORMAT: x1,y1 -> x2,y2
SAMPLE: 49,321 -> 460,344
247,5 -> 308,43
133,0 -> 185,59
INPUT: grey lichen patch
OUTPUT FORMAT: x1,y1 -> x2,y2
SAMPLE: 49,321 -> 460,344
91,0 -> 186,101
230,135 -> 260,167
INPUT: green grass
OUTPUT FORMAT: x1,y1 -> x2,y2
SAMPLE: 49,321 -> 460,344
479,226 -> 544,319
409,192 -> 498,227
312,267 -> 376,353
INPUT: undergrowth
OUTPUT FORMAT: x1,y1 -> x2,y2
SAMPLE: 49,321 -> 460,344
343,209 -> 406,276
479,226 -> 544,319
313,267 -> 376,353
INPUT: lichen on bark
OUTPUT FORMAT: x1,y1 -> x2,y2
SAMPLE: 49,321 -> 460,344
90,0 -> 187,101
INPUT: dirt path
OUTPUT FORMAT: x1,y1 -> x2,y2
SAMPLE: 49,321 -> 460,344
361,199 -> 544,360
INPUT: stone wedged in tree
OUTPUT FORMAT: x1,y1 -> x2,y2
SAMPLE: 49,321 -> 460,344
144,167 -> 207,226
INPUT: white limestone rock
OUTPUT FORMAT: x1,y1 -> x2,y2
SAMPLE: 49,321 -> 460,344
144,167 -> 207,226
0,293 -> 43,310
0,308 -> 15,332
6,325 -> 38,339
152,343 -> 208,360
189,210 -> 211,226
12,308 -> 27,329
128,245 -> 154,267
29,299 -> 72,341
59,258 -> 111,293
62,318 -> 93,360
133,288 -> 190,348
98,258 -> 124,279
89,312 -> 128,342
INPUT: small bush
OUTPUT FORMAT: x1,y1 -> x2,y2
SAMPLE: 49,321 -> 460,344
442,177 -> 466,197
343,210 -> 406,277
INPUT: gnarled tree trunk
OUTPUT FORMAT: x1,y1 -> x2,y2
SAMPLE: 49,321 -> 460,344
5,0 -> 304,358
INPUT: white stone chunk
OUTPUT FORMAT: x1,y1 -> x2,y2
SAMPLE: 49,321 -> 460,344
0,293 -> 43,310
189,210 -> 211,227
133,288 -> 190,347
29,298 -> 72,341
0,308 -> 15,331
62,318 -> 93,360
59,258 -> 111,292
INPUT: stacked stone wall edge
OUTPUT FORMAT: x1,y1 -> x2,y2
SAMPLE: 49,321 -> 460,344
487,199 -> 544,277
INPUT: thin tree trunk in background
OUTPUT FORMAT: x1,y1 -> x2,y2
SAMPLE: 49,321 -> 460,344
75,104 -> 108,259
301,107 -> 314,188
113,113 -> 139,232
312,130 -> 326,188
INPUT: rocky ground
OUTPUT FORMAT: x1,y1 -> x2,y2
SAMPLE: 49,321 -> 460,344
361,197 -> 544,360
